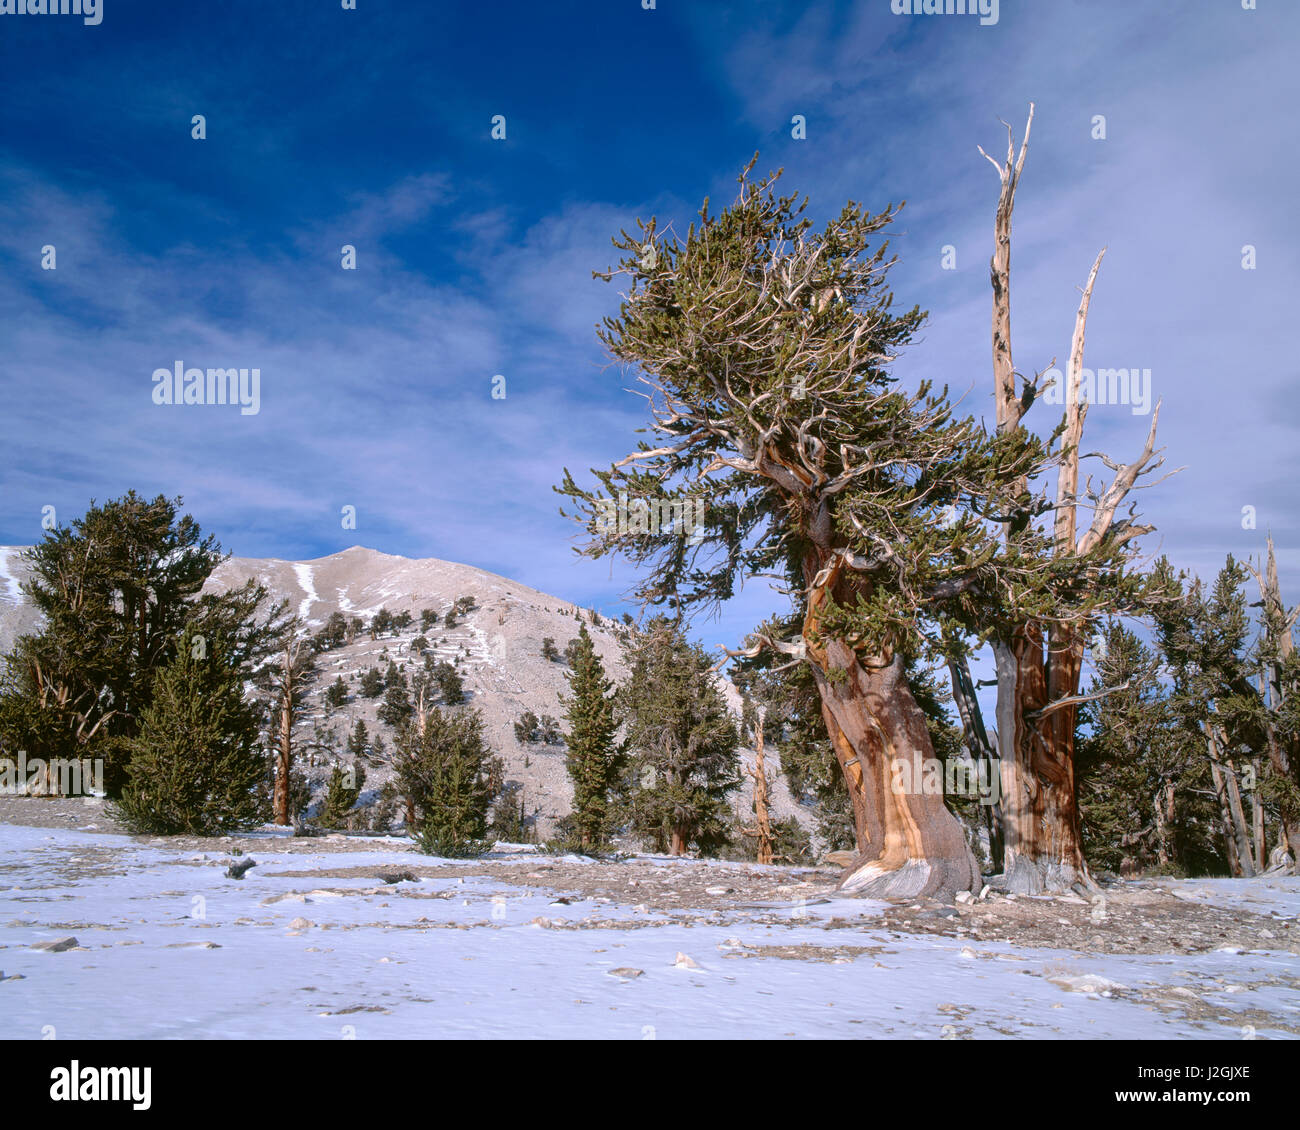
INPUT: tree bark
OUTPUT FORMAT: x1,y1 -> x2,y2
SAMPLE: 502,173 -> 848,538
991,629 -> 1088,893
272,638 -> 305,827
805,557 -> 978,898
274,668 -> 293,826
948,656 -> 1004,872
972,105 -> 1164,892
751,714 -> 774,865
1206,722 -> 1254,877
1254,537 -> 1300,865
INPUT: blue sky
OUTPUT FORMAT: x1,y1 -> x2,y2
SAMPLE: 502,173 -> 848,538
1,0 -> 1297,659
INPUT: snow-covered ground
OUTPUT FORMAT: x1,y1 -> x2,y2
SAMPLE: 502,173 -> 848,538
1,822 -> 1297,1040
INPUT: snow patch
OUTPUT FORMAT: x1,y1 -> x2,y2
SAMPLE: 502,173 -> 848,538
0,547 -> 20,605
291,563 -> 320,624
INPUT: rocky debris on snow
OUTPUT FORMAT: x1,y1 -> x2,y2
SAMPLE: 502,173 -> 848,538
226,858 -> 257,880
30,936 -> 79,952
1048,973 -> 1128,995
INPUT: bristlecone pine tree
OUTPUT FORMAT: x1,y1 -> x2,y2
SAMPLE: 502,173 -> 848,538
1076,621 -> 1221,876
116,632 -> 267,835
953,104 -> 1176,892
561,624 -> 622,849
395,705 -> 493,856
558,161 -> 1070,896
1154,554 -> 1298,876
0,491 -> 288,796
256,625 -> 317,826
617,618 -> 740,856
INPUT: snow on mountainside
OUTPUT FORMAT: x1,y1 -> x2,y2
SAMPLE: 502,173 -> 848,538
0,545 -> 807,843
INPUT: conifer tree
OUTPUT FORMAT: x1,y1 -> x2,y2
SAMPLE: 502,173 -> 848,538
561,624 -> 622,848
557,162 -> 1066,895
618,618 -> 740,855
433,660 -> 464,705
359,667 -> 385,698
379,674 -> 413,728
325,676 -> 348,710
319,760 -> 366,828
0,492 -> 288,795
395,706 -> 493,856
1077,621 -> 1221,876
256,628 -> 317,826
116,632 -> 266,835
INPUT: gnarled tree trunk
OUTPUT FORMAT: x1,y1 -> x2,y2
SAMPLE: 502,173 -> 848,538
805,558 -> 978,899
975,104 -> 1164,891
992,629 -> 1087,892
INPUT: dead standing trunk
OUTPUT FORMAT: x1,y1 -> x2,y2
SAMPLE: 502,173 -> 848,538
1205,721 -> 1255,877
273,645 -> 296,826
948,655 -> 1004,871
975,105 -> 1165,892
1251,536 -> 1300,865
748,711 -> 774,865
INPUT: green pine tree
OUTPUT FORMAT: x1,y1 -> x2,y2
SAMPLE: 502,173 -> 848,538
0,492 -> 289,795
561,624 -> 623,849
1077,621 -> 1221,876
319,760 -> 367,829
618,618 -> 740,855
395,706 -> 493,856
115,632 -> 267,835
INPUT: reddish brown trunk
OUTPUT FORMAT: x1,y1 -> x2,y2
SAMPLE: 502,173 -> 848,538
670,827 -> 686,856
992,627 -> 1088,893
804,557 -> 977,898
274,693 -> 292,826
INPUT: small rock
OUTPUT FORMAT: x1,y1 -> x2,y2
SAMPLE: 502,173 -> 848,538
376,871 -> 417,885
1048,973 -> 1127,994
955,891 -> 972,904
608,967 -> 644,979
978,885 -> 991,900
225,858 -> 257,880
288,917 -> 313,930
31,936 -> 78,952
705,887 -> 734,896
674,952 -> 700,969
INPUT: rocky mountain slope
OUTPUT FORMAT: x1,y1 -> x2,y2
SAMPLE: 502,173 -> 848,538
0,545 -> 808,846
